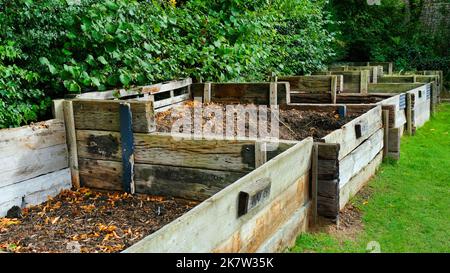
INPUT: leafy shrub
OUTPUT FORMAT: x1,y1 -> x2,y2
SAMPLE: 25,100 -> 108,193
0,42 -> 50,128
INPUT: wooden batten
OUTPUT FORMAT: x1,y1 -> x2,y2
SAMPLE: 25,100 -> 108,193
72,99 -> 155,133
190,82 -> 290,106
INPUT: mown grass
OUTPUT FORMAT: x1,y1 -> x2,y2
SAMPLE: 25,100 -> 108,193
291,103 -> 450,253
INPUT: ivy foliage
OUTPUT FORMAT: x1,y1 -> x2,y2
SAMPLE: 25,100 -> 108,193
0,0 -> 336,128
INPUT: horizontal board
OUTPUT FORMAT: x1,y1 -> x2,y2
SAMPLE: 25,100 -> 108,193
191,82 -> 289,105
339,152 -> 383,210
78,158 -> 123,191
339,129 -> 384,188
135,164 -> 247,201
123,138 -> 313,253
0,168 -> 71,217
322,106 -> 382,160
72,99 -> 154,133
0,120 -> 68,188
278,76 -> 335,93
368,83 -> 424,93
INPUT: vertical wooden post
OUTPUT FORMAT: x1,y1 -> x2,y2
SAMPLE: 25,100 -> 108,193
431,82 -> 437,115
62,100 -> 80,189
255,141 -> 267,168
382,110 -> 390,158
269,76 -> 278,106
203,82 -> 212,104
52,99 -> 65,120
406,93 -> 413,136
330,76 -> 337,104
120,103 -> 135,194
360,71 -> 369,94
388,63 -> 393,75
338,105 -> 347,118
372,67 -> 378,84
311,143 -> 319,226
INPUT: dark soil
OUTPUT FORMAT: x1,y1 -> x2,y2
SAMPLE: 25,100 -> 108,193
156,101 -> 357,141
0,188 -> 197,253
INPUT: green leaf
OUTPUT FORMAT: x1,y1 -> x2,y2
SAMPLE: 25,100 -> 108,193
97,56 -> 108,65
39,57 -> 49,66
119,73 -> 131,86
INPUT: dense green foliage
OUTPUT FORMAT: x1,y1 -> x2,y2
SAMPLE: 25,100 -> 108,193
1,0 -> 449,128
0,42 -> 50,127
292,103 -> 450,253
0,0 -> 335,128
329,0 -> 450,75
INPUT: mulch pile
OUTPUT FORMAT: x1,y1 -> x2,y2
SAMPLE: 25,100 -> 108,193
156,101 -> 357,141
0,188 -> 197,253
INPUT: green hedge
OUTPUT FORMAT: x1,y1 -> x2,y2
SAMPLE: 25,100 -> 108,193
0,0 -> 336,128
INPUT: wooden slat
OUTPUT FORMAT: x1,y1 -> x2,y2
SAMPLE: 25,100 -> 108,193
322,106 -> 382,160
339,152 -> 383,210
75,78 -> 192,99
63,101 -> 80,188
133,133 -> 256,172
0,119 -> 68,189
78,158 -> 123,191
339,129 -> 384,188
153,93 -> 190,109
72,99 -> 155,133
124,138 -> 313,253
134,164 -> 246,201
382,110 -> 389,158
191,82 -> 290,105
0,168 -> 71,217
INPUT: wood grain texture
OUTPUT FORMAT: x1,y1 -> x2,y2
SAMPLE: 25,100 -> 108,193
123,138 -> 313,253
339,152 -> 383,210
322,105 -> 382,160
78,158 -> 123,191
134,164 -> 246,201
0,119 -> 68,188
0,168 -> 71,217
72,99 -> 155,133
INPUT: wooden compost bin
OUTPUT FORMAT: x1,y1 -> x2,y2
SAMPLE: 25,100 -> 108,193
368,83 -> 431,133
281,76 -> 404,160
378,74 -> 441,111
62,78 -> 314,253
313,70 -> 370,94
0,119 -> 71,217
190,80 -> 384,221
331,61 -> 394,75
328,65 -> 382,83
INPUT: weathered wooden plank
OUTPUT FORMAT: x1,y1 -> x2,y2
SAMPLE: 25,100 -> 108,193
191,82 -> 290,105
76,78 -> 193,99
339,129 -> 384,188
134,133 -> 256,172
339,152 -> 383,210
78,158 -> 123,191
0,120 -> 68,189
63,101 -> 80,189
255,203 -> 310,253
152,93 -> 190,109
72,99 -> 155,133
382,110 -> 389,158
135,164 -> 246,201
368,83 -> 424,93
278,75 -> 337,93
0,168 -> 71,217
76,130 -> 122,161
52,99 -> 65,120
322,106 -> 382,160
406,93 -> 413,135
213,174 -> 309,253
388,127 -> 401,153
123,138 -> 313,253
311,144 -> 319,226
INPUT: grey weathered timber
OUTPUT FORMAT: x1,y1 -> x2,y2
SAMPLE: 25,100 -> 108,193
123,138 -> 313,253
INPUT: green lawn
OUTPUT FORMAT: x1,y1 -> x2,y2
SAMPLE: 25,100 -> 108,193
292,103 -> 450,253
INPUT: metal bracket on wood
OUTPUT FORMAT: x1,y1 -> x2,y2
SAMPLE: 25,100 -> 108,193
119,103 -> 135,194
